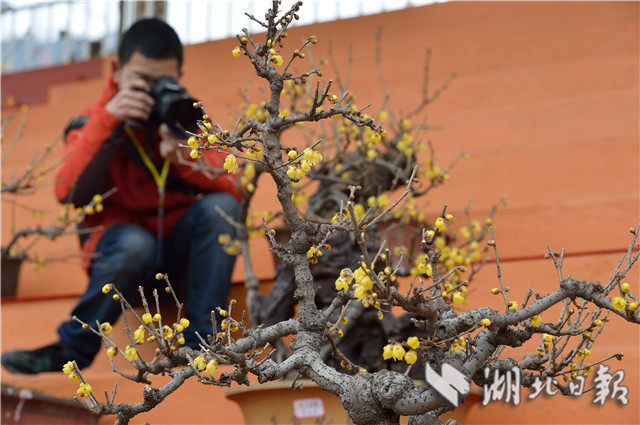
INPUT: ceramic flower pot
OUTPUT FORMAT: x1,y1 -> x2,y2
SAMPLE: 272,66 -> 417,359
226,379 -> 481,425
1,256 -> 23,297
226,380 -> 352,424
1,385 -> 100,424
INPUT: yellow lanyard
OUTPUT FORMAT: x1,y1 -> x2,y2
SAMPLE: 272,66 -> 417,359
123,124 -> 170,258
123,124 -> 170,206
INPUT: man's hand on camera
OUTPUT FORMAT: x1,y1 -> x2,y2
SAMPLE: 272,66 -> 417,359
106,77 -> 154,122
159,123 -> 184,165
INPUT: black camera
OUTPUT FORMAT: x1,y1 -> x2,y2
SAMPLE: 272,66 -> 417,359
148,76 -> 201,138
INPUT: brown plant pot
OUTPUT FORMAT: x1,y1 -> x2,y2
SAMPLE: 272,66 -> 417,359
227,380 -> 352,425
1,257 -> 23,297
226,380 -> 481,425
1,386 -> 100,424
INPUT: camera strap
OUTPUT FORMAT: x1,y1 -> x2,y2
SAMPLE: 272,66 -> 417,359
124,124 -> 170,263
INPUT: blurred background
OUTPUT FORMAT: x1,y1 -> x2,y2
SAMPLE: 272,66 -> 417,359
1,0 -> 445,73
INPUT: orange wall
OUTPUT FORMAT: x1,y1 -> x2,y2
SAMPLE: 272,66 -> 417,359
1,2 -> 638,424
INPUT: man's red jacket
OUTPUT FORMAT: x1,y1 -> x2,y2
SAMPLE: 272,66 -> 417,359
55,72 -> 241,269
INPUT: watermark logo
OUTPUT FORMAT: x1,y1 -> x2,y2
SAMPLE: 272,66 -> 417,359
425,362 -> 470,407
481,364 -> 628,406
425,362 -> 629,408
482,366 -> 521,406
593,365 -> 628,406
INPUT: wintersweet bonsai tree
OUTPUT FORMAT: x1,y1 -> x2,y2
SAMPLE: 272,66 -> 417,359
62,2 -> 639,425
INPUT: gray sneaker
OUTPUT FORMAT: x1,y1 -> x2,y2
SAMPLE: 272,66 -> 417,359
1,341 -> 69,375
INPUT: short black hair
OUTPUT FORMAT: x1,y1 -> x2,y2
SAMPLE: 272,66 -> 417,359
118,18 -> 183,68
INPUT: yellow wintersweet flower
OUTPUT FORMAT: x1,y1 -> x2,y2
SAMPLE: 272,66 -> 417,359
452,292 -> 465,305
153,313 -> 162,322
100,322 -> 113,335
352,203 -> 366,221
107,346 -> 117,357
612,296 -> 627,311
206,360 -> 218,375
68,372 -> 79,381
392,343 -> 406,361
101,283 -> 113,294
406,336 -> 420,350
223,154 -> 239,174
62,361 -> 75,375
134,326 -> 145,344
435,217 -> 445,230
124,345 -> 139,362
416,261 -> 433,277
142,313 -> 153,324
450,337 -> 466,353
382,344 -> 394,360
335,277 -> 350,292
76,383 -> 92,397
353,285 -> 367,301
306,246 -> 317,258
162,325 -> 174,340
620,282 -> 630,293
508,301 -> 518,310
404,350 -> 418,365
193,355 -> 207,371
530,315 -> 542,327
232,47 -> 242,57
359,274 -> 373,291
352,266 -> 368,284
629,301 -> 638,312
300,160 -> 311,173
302,148 -> 323,165
179,318 -> 190,329
480,318 -> 491,327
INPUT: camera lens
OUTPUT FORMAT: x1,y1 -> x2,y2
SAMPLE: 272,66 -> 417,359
149,76 -> 201,138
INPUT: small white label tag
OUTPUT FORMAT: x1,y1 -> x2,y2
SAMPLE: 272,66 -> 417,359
293,397 -> 326,419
